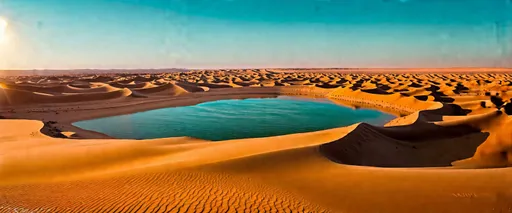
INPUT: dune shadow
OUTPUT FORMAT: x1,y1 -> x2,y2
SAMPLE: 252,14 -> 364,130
416,103 -> 471,122
319,104 -> 486,168
413,95 -> 429,101
315,84 -> 342,89
319,123 -> 488,168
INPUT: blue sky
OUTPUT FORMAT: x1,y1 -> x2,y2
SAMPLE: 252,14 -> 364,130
0,0 -> 511,69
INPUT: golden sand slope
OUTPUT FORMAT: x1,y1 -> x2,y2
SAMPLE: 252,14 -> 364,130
1,117 -> 512,212
0,120 -> 351,212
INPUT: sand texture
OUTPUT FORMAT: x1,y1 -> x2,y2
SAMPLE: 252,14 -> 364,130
1,69 -> 512,212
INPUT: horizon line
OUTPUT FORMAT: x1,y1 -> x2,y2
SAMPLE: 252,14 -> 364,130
2,67 -> 512,71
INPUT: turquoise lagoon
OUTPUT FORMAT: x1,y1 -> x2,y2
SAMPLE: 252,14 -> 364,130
74,96 -> 395,141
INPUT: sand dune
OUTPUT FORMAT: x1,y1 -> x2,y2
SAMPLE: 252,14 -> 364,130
0,80 -> 192,106
0,87 -> 133,105
109,81 -> 153,89
175,82 -> 210,92
132,83 -> 189,96
1,70 -> 512,212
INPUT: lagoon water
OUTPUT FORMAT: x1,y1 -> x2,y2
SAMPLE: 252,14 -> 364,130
74,96 -> 395,141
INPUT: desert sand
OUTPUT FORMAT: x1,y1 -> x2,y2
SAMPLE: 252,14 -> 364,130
1,69 -> 512,212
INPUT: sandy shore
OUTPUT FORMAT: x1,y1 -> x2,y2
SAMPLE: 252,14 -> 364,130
2,87 -> 281,139
1,69 -> 512,212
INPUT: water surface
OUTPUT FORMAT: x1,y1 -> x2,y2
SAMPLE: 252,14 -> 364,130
74,96 -> 395,141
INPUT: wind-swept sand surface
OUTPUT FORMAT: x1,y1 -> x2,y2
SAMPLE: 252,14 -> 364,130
1,69 -> 512,212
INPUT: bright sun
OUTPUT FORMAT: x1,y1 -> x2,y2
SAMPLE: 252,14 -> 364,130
0,18 -> 8,43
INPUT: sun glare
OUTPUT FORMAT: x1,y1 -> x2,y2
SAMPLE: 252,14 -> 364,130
0,18 -> 9,43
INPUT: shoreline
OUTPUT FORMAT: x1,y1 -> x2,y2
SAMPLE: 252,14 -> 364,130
1,86 -> 415,140
2,87 -> 282,139
72,95 -> 397,141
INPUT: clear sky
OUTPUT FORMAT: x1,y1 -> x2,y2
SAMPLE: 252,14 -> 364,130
0,0 -> 511,69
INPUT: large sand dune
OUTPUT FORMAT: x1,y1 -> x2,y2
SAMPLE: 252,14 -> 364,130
1,69 -> 512,212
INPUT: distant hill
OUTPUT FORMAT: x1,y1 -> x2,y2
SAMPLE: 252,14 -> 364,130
0,68 -> 189,77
